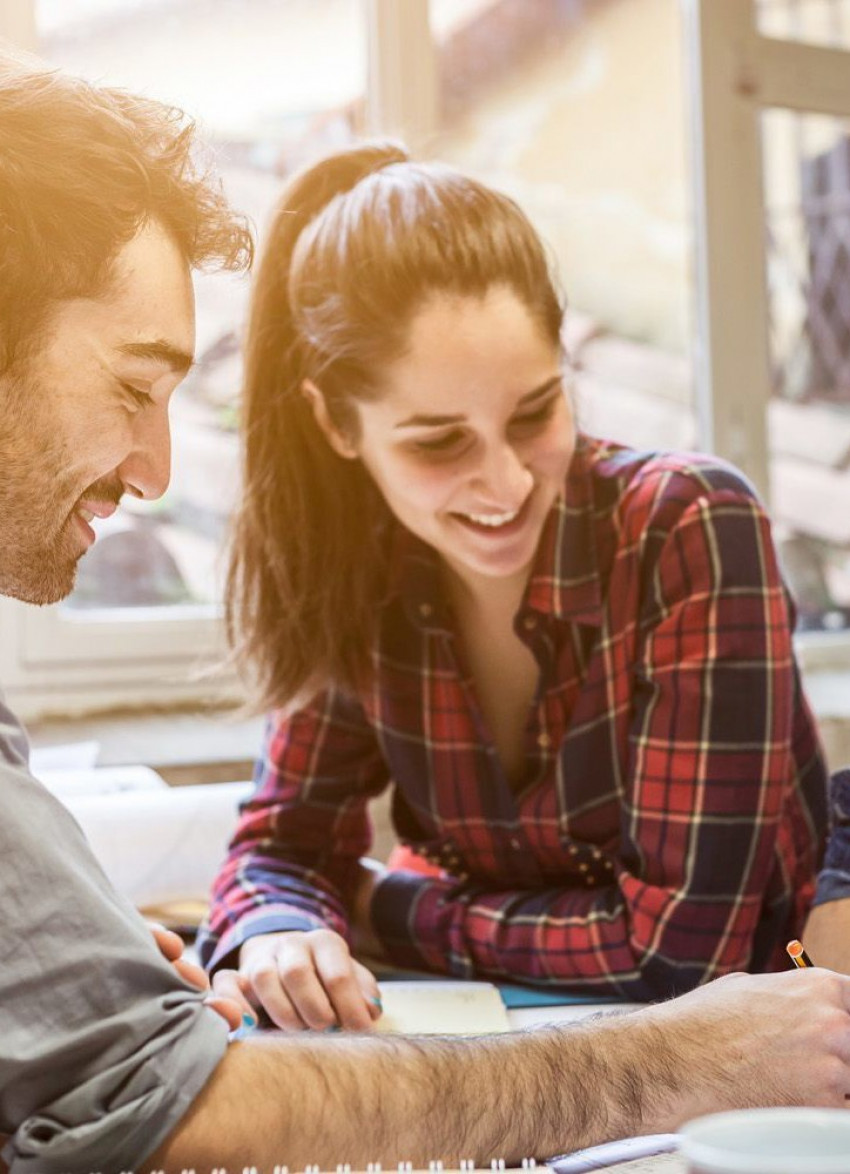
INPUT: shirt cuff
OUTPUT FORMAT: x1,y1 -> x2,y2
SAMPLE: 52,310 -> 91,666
370,870 -> 471,975
201,907 -> 332,973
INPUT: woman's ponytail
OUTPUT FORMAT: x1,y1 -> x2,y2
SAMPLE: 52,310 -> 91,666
226,142 -> 409,710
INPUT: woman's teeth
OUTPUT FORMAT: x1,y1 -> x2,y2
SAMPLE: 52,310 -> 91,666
463,508 -> 520,528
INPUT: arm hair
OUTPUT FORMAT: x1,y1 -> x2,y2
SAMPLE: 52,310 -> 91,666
146,1013 -> 687,1171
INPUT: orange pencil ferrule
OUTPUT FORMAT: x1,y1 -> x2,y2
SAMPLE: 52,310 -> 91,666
786,939 -> 814,968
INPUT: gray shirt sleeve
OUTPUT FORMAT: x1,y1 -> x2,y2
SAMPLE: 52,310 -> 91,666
0,699 -> 229,1174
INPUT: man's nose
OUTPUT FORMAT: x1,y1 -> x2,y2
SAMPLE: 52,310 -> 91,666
473,440 -> 533,505
118,403 -> 172,501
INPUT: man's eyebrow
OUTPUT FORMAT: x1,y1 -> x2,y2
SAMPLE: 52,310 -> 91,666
116,340 -> 194,373
394,373 -> 562,429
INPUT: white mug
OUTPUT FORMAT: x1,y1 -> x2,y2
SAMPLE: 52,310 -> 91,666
679,1108 -> 850,1174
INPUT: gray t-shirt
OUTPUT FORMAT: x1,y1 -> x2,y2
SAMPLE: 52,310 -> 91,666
0,698 -> 228,1174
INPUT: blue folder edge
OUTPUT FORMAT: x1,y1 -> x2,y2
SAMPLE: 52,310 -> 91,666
497,983 -> 624,1010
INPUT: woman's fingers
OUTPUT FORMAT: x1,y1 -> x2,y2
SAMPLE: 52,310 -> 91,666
311,932 -> 377,1031
239,933 -> 322,1031
237,929 -> 379,1032
211,968 -> 258,1019
353,958 -> 383,1022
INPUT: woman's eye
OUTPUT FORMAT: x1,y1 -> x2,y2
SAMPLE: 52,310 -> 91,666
119,381 -> 152,409
510,395 -> 559,431
411,429 -> 466,455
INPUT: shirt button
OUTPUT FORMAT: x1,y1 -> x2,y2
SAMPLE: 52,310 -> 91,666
522,614 -> 537,631
510,836 -> 522,851
591,848 -> 601,859
419,602 -> 433,619
537,732 -> 551,749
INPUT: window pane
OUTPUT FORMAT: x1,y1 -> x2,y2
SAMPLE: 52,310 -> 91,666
761,107 -> 850,631
428,0 -> 695,455
36,0 -> 366,612
758,0 -> 850,51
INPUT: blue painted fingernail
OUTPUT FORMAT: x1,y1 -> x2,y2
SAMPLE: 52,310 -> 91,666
371,996 -> 383,1010
229,1012 -> 258,1041
324,1024 -> 341,1033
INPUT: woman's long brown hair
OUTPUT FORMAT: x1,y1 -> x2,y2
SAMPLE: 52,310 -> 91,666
227,141 -> 564,712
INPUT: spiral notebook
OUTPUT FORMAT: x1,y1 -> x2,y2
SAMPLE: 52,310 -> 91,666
140,1146 -> 682,1173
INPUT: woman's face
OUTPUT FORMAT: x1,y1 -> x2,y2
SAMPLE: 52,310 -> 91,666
318,286 -> 576,593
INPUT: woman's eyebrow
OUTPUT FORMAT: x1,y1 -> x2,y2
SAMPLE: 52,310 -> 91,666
394,373 -> 562,430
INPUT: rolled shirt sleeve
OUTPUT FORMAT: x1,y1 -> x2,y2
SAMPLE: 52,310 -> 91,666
0,700 -> 228,1174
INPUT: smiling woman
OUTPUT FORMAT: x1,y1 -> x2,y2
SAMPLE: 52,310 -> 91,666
197,141 -> 829,1035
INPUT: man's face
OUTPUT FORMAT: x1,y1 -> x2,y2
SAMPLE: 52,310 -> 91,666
0,221 -> 195,605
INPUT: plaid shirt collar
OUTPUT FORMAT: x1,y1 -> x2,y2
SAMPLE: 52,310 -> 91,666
385,433 -> 605,632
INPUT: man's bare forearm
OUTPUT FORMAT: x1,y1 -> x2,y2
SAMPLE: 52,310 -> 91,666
146,969 -> 850,1173
147,1013 -> 685,1171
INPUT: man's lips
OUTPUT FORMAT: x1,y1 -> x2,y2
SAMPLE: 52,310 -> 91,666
75,500 -> 119,524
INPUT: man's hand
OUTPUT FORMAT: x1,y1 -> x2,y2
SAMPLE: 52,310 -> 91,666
643,968 -> 850,1123
147,921 -> 243,1031
213,928 -> 382,1032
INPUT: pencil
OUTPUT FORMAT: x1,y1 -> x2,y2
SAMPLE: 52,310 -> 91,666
786,939 -> 815,968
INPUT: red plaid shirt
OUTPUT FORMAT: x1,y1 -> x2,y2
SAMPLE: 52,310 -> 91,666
201,437 -> 827,998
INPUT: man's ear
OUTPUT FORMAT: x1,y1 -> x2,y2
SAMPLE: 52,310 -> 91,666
301,379 -> 358,459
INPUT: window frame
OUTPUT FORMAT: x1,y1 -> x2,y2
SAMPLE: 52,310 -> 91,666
685,0 -> 850,673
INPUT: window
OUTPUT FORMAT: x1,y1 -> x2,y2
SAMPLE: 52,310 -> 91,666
762,107 -> 850,633
687,0 -> 850,672
759,0 -> 850,49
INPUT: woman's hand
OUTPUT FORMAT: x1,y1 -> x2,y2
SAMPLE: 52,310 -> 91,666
147,921 -> 243,1031
214,928 -> 382,1032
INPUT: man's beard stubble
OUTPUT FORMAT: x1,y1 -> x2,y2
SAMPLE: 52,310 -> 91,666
0,369 -> 117,606
0,446 -> 83,606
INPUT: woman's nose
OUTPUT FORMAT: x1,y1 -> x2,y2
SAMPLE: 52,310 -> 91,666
472,441 -> 533,507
